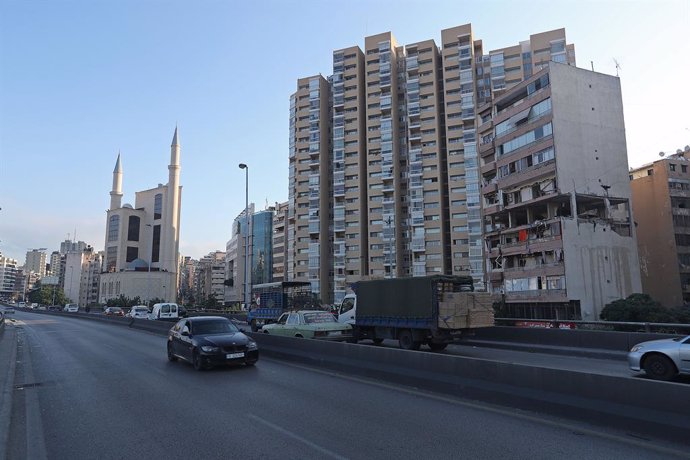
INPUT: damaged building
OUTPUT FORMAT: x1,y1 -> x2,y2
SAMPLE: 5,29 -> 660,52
479,63 -> 641,320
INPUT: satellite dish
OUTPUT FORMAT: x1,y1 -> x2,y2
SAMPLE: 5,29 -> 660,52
659,151 -> 665,157
677,149 -> 683,154
685,145 -> 690,152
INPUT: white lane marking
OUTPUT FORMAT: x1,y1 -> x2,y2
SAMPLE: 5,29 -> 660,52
248,413 -> 348,460
267,358 -> 690,459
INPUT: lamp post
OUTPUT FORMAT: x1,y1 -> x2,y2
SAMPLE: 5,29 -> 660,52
146,223 -> 153,306
239,163 -> 250,310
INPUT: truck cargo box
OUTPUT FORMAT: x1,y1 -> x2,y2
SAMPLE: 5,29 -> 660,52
354,275 -> 475,328
438,292 -> 495,329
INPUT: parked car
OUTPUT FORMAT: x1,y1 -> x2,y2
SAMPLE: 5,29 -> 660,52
628,335 -> 690,380
167,316 -> 258,371
3,306 -> 15,315
63,304 -> 79,313
126,305 -> 150,319
47,305 -> 61,312
261,310 -> 353,340
104,307 -> 125,317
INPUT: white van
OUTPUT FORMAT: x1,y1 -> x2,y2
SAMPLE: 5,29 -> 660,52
148,303 -> 179,320
63,304 -> 79,313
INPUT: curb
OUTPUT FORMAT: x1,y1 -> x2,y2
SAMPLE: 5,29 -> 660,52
0,325 -> 18,460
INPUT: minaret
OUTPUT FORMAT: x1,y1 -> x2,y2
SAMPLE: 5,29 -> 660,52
110,152 -> 123,210
165,127 -> 181,273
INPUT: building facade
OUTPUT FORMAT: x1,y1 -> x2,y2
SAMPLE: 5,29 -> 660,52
24,249 -> 47,279
197,251 -> 226,303
99,128 -> 182,304
289,24 -> 576,303
225,204 -> 254,305
272,201 -> 289,282
481,64 -> 641,319
0,253 -> 18,300
288,75 -> 333,302
630,147 -> 690,307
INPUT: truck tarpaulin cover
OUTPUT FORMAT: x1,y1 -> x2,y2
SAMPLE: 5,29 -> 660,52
355,275 -> 473,319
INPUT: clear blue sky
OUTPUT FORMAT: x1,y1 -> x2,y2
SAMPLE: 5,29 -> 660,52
1,0 -> 688,263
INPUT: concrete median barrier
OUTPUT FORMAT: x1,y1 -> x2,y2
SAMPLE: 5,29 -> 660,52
251,332 -> 690,445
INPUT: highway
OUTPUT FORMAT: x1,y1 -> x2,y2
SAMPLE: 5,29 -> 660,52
2,310 -> 688,459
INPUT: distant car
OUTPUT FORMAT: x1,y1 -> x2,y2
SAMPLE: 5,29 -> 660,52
36,305 -> 47,311
628,335 -> 690,380
261,310 -> 353,340
63,304 -> 79,313
3,307 -> 15,315
104,307 -> 125,317
126,305 -> 150,319
47,305 -> 61,312
167,316 -> 258,371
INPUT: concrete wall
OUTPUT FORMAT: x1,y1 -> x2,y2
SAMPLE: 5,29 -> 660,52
550,63 -> 642,319
99,271 -> 176,304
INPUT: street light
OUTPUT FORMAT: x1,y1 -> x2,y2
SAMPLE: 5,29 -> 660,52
239,163 -> 250,310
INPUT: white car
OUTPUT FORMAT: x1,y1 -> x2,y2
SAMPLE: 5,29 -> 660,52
63,304 -> 79,313
628,335 -> 690,380
127,305 -> 150,319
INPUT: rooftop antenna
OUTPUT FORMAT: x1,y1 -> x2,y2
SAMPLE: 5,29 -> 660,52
613,58 -> 621,77
590,61 -> 594,71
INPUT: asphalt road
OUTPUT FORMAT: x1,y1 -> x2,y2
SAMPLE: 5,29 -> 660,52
4,311 -> 689,460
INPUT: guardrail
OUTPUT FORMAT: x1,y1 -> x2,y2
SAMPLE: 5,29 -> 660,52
495,317 -> 690,334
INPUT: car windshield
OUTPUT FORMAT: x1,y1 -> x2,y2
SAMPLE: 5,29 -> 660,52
193,320 -> 239,335
303,312 -> 336,324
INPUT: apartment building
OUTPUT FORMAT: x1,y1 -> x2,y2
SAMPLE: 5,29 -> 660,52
480,63 -> 641,319
25,249 -> 47,278
332,46 -> 367,302
630,147 -> 690,307
272,201 -> 289,282
197,251 -> 226,303
288,75 -> 332,302
290,24 -> 576,303
0,253 -> 18,300
49,251 -> 61,278
78,250 -> 103,307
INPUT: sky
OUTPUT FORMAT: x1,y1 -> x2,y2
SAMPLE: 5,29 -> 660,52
0,0 -> 688,263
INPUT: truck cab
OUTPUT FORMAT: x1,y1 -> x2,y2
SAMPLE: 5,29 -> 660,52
337,295 -> 357,325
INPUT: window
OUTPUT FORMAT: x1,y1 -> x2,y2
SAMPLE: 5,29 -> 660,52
126,246 -> 138,263
108,215 -> 120,242
670,164 -> 676,172
154,194 -> 163,220
127,216 -> 140,241
152,225 -> 161,263
104,246 -> 118,273
683,165 -> 688,173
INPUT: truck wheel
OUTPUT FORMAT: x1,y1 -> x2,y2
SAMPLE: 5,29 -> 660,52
372,338 -> 384,345
250,319 -> 258,332
398,330 -> 420,350
428,342 -> 448,351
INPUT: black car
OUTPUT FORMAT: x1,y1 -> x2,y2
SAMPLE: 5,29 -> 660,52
167,316 -> 258,371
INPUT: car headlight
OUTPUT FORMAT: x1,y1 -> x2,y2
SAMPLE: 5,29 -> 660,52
247,341 -> 258,350
201,345 -> 219,353
630,345 -> 643,353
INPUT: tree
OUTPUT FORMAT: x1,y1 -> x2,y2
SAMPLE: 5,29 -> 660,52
106,295 -> 143,309
202,293 -> 219,309
600,294 -> 678,323
28,285 -> 68,305
147,297 -> 165,308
